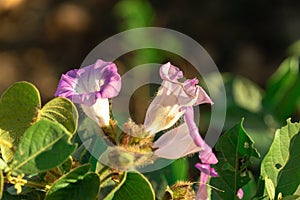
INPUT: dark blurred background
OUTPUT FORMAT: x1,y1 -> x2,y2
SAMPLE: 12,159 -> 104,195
1,0 -> 300,101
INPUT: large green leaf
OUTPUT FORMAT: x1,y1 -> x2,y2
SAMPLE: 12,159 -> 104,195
276,129 -> 300,196
112,172 -> 155,200
211,119 -> 260,199
276,132 -> 300,196
10,119 -> 76,175
263,57 -> 300,121
41,97 -> 78,134
261,119 -> 300,188
0,82 -> 78,164
45,164 -> 100,200
0,82 -> 41,162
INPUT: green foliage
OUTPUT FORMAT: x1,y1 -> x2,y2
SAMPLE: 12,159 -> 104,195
45,164 -> 100,200
0,82 -> 41,162
102,171 -> 127,200
114,0 -> 154,29
144,158 -> 188,199
0,169 -> 3,199
211,119 -> 260,199
41,97 -> 78,134
263,57 -> 300,122
0,81 -> 78,168
261,119 -> 300,198
10,119 -> 76,175
232,76 -> 263,113
111,172 -> 155,200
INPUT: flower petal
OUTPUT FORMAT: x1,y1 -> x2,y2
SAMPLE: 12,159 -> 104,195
195,163 -> 218,177
237,188 -> 244,199
81,98 -> 110,127
144,81 -> 185,134
55,59 -> 121,106
153,123 -> 201,159
159,62 -> 183,81
183,106 -> 218,164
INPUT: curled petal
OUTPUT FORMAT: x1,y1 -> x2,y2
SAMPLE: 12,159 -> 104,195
55,59 -> 121,106
181,79 -> 213,106
153,123 -> 201,159
183,106 -> 218,164
159,62 -> 183,81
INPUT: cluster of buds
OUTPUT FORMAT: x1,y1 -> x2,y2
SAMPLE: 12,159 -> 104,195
55,59 -> 218,199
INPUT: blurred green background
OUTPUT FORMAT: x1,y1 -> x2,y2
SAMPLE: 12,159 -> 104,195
1,0 -> 299,101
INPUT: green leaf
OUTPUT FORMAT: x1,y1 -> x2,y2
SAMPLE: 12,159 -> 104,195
0,82 -> 41,162
0,82 -> 78,165
0,169 -> 3,199
58,156 -> 73,174
111,172 -> 155,200
276,131 -> 300,196
265,176 -> 275,200
103,172 -> 127,200
282,195 -> 300,200
261,119 -> 300,189
10,119 -> 76,174
168,158 -> 188,185
232,76 -> 263,113
2,190 -> 45,199
211,119 -> 260,199
41,97 -> 78,133
45,164 -> 100,200
263,57 -> 300,121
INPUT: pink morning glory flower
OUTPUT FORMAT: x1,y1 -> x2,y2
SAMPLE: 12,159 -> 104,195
144,62 -> 213,135
195,163 -> 218,200
55,59 -> 121,126
145,62 -> 218,199
146,63 -> 216,162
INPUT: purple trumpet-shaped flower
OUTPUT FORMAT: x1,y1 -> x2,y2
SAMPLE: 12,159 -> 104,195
144,62 -> 213,135
55,59 -> 121,126
146,62 -> 216,162
195,163 -> 218,200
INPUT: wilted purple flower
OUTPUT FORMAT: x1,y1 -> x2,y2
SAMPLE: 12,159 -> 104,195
144,62 -> 216,160
195,163 -> 218,200
55,59 -> 121,126
144,62 -> 213,135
